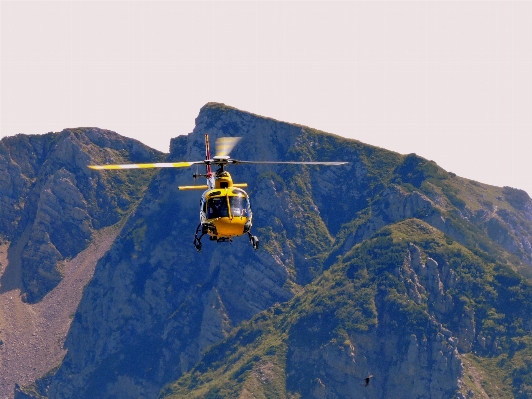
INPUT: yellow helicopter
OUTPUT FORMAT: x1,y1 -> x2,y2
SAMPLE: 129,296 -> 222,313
89,135 -> 347,251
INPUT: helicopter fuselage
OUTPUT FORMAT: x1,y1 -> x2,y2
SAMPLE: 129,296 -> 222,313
199,186 -> 252,240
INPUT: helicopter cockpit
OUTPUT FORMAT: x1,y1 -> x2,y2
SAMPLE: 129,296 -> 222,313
204,190 -> 251,219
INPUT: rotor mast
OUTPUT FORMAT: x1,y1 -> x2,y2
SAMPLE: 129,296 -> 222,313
204,134 -> 215,189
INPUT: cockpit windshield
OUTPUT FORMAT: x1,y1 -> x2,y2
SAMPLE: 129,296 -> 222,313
207,197 -> 229,219
229,196 -> 249,217
206,195 -> 250,219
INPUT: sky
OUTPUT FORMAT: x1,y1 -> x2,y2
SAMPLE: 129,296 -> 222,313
1,1 -> 532,195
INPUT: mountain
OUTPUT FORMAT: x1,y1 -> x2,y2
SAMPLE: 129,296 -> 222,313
0,129 -> 163,397
5,103 -> 532,398
0,128 -> 164,302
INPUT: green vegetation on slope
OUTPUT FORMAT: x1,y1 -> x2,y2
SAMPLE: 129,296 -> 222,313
160,219 -> 532,398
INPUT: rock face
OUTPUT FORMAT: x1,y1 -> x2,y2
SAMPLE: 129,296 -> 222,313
0,223 -> 124,399
0,129 -> 163,303
287,330 -> 462,399
11,104 -> 532,398
286,295 -> 464,399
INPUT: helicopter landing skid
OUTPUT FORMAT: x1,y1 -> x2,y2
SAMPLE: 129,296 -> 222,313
193,224 -> 205,252
248,232 -> 259,250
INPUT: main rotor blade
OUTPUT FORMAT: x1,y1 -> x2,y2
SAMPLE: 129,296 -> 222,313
88,161 -> 203,170
232,160 -> 348,166
215,137 -> 242,158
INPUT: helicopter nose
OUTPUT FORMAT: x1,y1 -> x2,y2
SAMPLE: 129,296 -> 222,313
212,217 -> 248,237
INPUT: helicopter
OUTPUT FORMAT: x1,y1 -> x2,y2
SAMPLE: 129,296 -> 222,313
88,134 -> 347,252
